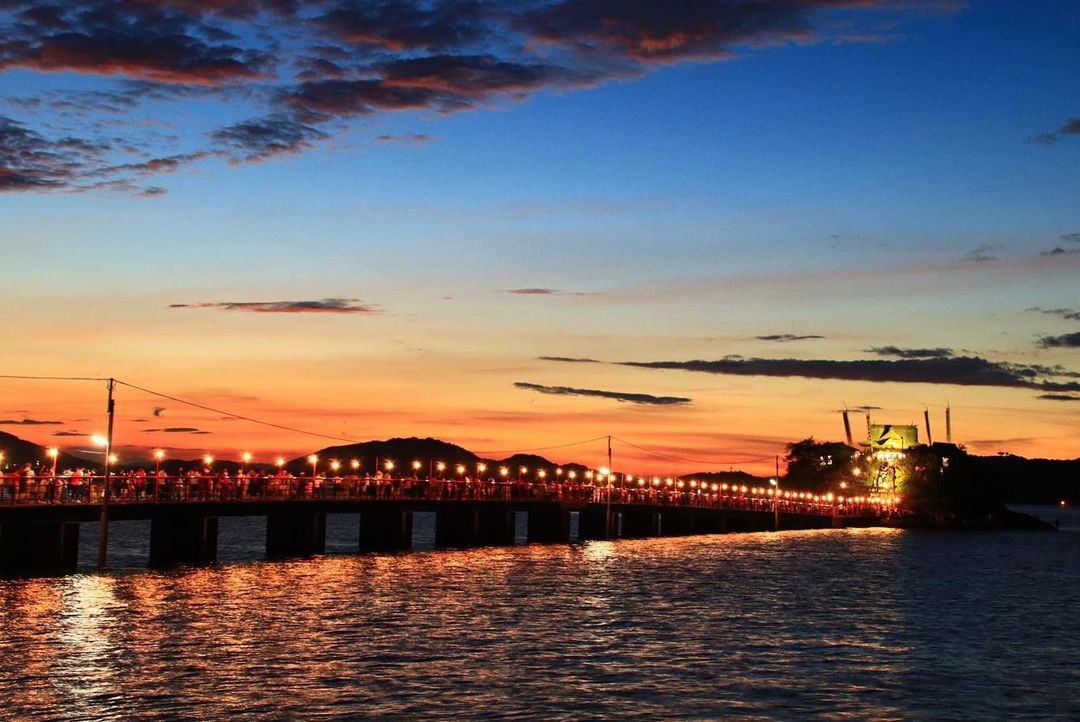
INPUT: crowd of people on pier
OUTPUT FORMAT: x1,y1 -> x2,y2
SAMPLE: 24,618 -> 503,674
0,462 -> 901,517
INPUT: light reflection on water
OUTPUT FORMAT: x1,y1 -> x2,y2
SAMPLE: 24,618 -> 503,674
2,517 -> 1079,720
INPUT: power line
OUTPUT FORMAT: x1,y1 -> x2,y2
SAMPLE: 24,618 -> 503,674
112,379 -> 363,445
612,436 -> 777,466
0,374 -> 109,382
473,435 -> 609,455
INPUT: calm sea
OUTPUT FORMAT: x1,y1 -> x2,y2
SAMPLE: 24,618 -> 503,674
1,506 -> 1078,720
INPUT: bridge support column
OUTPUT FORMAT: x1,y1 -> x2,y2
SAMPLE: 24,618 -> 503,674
526,508 -> 570,544
0,521 -> 79,577
435,508 -> 479,548
621,509 -> 659,538
150,514 -> 217,566
476,508 -> 515,546
660,510 -> 694,536
692,513 -> 722,534
577,508 -> 608,540
266,511 -> 326,558
360,509 -> 413,552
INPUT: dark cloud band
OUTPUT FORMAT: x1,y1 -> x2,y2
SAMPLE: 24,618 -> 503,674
169,298 -> 382,314
0,1 -> 953,193
515,381 -> 690,406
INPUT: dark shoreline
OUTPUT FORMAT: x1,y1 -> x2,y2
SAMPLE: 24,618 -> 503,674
895,507 -> 1056,531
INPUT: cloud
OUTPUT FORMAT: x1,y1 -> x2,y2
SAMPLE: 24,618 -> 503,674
210,115 -> 327,161
0,1 -> 955,192
314,0 -> 491,50
52,430 -> 87,437
504,287 -> 598,296
374,132 -> 437,144
619,355 -> 1080,394
0,417 -> 63,425
1038,393 -> 1080,402
1032,116 -> 1080,144
0,2 -> 272,84
1039,333 -> 1080,349
142,426 -> 208,433
514,381 -> 690,406
756,334 -> 824,342
1028,306 -> 1080,322
1040,246 -> 1079,257
537,356 -> 601,364
867,346 -> 954,359
963,244 -> 997,262
169,298 -> 382,314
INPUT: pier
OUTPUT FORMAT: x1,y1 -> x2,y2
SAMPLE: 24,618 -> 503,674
0,475 -> 895,576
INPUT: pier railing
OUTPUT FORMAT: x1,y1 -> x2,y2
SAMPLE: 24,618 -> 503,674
0,473 -> 900,518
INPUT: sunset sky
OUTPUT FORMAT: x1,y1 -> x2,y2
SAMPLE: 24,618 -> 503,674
1,0 -> 1078,473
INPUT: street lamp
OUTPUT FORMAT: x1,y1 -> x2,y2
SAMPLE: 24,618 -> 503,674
412,460 -> 422,477
204,454 -> 214,468
351,459 -> 361,471
308,454 -> 318,480
152,449 -> 166,502
599,466 -> 611,537
769,477 -> 779,531
436,461 -> 446,478
477,462 -> 487,478
47,446 -> 59,479
384,459 -> 395,474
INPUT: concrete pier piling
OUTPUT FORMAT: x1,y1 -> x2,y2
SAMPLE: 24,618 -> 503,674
0,521 -> 79,576
526,508 -> 570,543
266,510 -> 326,558
149,513 -> 218,566
359,509 -> 413,552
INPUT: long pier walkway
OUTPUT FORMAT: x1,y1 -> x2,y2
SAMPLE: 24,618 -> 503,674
0,475 -> 897,576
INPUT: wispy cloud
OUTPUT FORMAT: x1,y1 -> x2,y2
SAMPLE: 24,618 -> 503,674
867,346 -> 954,359
1028,306 -> 1080,322
514,381 -> 691,406
505,288 -> 599,297
374,132 -> 437,144
619,355 -> 1080,395
963,244 -> 997,262
1039,333 -> 1080,349
756,334 -> 824,342
1038,393 -> 1080,402
1032,116 -> 1080,144
142,427 -> 210,434
0,417 -> 62,425
0,1 -> 958,193
169,298 -> 382,314
537,356 -> 601,364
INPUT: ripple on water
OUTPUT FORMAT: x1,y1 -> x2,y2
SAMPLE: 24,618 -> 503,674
3,519 -> 1080,720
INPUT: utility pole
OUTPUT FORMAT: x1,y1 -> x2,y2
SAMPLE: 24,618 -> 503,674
605,435 -> 613,539
773,454 -> 780,532
97,378 -> 115,569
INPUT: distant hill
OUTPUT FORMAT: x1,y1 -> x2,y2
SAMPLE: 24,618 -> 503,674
973,454 -> 1080,504
0,430 -> 97,471
0,430 -> 1076,500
